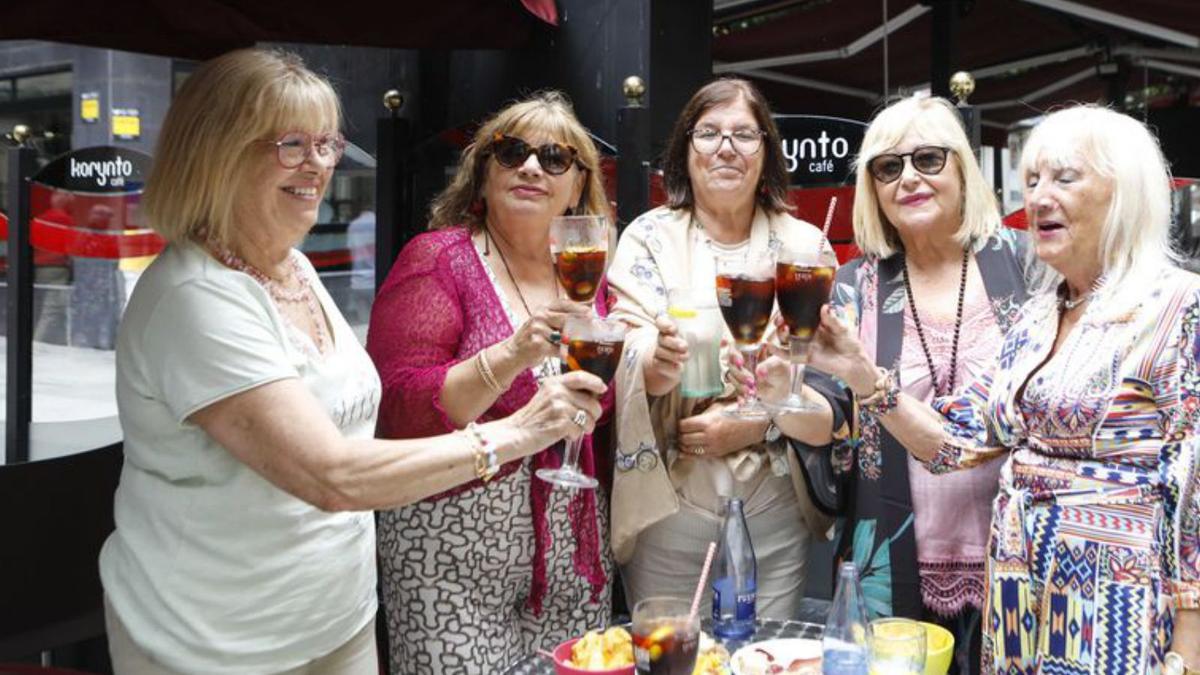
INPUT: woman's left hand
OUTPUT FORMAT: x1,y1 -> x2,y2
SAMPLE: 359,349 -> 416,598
677,404 -> 765,458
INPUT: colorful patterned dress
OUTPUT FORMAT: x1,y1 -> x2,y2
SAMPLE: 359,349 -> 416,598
925,268 -> 1200,674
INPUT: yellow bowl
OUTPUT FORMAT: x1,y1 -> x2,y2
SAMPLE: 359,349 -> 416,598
918,622 -> 955,675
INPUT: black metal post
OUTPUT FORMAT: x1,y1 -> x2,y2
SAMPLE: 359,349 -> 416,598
930,0 -> 958,99
956,104 -> 981,155
616,88 -> 651,233
375,108 -> 412,291
6,146 -> 35,464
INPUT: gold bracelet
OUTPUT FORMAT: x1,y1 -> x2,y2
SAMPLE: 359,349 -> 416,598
474,348 -> 504,394
464,422 -> 499,482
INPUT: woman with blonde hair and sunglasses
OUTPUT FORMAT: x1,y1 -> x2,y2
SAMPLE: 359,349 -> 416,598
366,91 -> 614,673
100,51 -> 605,674
757,95 -> 1030,672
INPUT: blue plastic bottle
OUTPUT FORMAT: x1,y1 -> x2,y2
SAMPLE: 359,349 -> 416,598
711,498 -> 756,640
822,561 -> 869,674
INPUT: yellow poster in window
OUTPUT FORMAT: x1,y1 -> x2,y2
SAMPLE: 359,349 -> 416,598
112,108 -> 140,140
80,93 -> 99,123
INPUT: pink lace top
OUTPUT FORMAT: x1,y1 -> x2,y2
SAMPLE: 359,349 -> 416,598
901,287 -> 1005,616
365,227 -> 606,614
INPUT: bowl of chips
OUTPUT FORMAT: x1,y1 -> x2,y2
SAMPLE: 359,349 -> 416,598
552,626 -> 636,674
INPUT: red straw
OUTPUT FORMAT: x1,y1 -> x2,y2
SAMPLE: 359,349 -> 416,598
822,196 -> 838,236
689,541 -> 718,624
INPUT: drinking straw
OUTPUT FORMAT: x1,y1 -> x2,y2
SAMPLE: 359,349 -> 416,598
689,541 -> 718,624
822,195 -> 838,236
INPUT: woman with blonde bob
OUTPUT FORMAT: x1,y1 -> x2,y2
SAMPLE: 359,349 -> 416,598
366,91 -> 614,673
100,50 -> 605,674
758,95 -> 1029,671
790,103 -> 1200,673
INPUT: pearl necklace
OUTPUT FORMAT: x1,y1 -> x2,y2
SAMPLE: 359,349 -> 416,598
213,246 -> 330,354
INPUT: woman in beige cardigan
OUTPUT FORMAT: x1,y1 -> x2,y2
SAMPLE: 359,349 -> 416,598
607,78 -> 839,618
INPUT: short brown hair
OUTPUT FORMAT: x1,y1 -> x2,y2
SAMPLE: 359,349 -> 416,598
660,78 -> 790,214
428,91 -> 610,230
142,48 -> 341,248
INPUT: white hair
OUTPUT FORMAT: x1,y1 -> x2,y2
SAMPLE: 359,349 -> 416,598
1019,104 -> 1178,314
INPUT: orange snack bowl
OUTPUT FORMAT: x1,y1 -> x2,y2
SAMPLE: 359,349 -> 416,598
551,637 -> 636,675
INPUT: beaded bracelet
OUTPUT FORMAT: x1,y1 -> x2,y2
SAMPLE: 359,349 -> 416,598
464,422 -> 499,482
858,367 -> 900,416
474,349 -> 504,394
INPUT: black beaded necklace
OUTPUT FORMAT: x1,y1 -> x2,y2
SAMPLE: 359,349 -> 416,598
902,248 -> 970,397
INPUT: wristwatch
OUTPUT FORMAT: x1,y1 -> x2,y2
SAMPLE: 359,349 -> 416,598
1165,652 -> 1199,675
764,421 -> 782,444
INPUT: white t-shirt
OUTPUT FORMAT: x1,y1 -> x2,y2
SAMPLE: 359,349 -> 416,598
99,242 -> 380,674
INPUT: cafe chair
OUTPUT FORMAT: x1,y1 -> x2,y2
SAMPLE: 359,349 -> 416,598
0,442 -> 123,672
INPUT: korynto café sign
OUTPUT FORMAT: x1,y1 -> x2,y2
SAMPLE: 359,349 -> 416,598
773,115 -> 867,188
33,145 -> 150,193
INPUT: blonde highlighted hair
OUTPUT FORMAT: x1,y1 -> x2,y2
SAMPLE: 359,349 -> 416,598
428,91 -> 610,230
142,48 -> 341,248
1019,104 -> 1177,311
852,96 -> 999,258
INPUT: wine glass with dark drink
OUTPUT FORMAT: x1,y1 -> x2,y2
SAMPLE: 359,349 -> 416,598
715,250 -> 776,419
550,215 -> 609,303
768,243 -> 837,412
536,315 -> 626,489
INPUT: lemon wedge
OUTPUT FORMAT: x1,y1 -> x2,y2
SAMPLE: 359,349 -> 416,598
667,306 -> 697,319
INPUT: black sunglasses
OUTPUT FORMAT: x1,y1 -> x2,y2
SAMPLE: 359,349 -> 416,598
489,133 -> 583,176
867,145 -> 951,183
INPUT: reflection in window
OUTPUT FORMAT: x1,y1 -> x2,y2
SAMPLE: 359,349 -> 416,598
299,142 -> 376,341
15,70 -> 71,100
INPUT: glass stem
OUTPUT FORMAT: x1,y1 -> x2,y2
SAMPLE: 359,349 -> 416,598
562,437 -> 584,472
742,347 -> 760,408
789,337 -> 810,402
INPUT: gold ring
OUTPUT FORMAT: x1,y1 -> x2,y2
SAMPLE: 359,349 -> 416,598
694,445 -> 705,456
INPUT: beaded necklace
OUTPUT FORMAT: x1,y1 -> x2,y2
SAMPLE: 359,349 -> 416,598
902,248 -> 969,397
213,246 -> 330,354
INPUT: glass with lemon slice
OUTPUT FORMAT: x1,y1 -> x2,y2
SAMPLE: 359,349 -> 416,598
667,288 -> 724,398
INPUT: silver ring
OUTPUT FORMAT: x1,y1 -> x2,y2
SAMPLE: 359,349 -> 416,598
548,330 -> 562,345
694,445 -> 706,456
572,410 -> 588,427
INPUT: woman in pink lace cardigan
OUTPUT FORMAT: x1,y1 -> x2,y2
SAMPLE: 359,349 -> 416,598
366,92 -> 615,674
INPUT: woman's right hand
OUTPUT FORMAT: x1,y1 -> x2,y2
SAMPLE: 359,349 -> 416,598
642,314 -> 690,396
503,299 -> 591,369
807,305 -> 878,395
508,371 -> 608,453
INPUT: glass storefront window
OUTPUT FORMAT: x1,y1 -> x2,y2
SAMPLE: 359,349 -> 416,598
15,70 -> 71,100
299,141 -> 377,342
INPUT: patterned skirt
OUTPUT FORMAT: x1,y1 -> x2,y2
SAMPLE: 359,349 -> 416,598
983,464 -> 1173,674
378,459 -> 614,674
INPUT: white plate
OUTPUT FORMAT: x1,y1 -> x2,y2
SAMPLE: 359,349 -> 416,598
729,638 -> 822,675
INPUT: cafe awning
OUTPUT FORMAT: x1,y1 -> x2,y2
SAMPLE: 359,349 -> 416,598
0,0 -> 557,59
713,0 -> 1200,139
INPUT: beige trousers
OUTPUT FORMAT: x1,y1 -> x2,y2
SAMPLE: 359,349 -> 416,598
104,597 -> 378,675
620,497 -> 811,620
